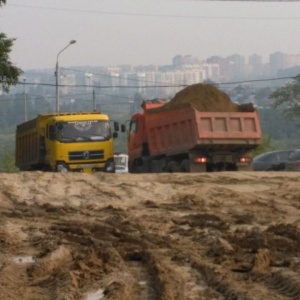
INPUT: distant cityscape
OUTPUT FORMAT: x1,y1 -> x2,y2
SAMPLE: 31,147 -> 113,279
8,51 -> 300,111
2,50 -> 300,151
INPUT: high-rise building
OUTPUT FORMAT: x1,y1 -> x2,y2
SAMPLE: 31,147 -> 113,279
226,54 -> 246,79
269,51 -> 288,76
249,54 -> 263,77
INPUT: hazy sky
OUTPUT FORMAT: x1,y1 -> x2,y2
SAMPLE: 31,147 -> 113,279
1,0 -> 300,70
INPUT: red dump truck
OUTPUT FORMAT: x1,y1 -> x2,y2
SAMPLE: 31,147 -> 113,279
127,86 -> 262,173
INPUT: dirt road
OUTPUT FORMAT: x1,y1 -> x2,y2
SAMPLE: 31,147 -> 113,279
1,171 -> 300,300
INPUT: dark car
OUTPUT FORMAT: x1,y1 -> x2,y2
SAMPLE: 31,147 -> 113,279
285,149 -> 300,171
253,150 -> 296,171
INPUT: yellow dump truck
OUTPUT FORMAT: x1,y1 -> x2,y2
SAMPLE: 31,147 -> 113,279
15,111 -> 120,173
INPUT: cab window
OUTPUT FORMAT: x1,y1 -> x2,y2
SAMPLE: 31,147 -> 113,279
130,120 -> 138,133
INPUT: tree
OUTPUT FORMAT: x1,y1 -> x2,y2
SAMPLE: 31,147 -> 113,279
252,134 -> 273,157
0,146 -> 18,173
0,0 -> 23,92
270,75 -> 300,118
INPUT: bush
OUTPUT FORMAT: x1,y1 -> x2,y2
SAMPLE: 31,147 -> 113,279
253,135 -> 274,157
0,146 -> 18,173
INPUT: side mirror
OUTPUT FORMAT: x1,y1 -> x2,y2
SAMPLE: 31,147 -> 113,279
114,122 -> 120,131
121,124 -> 126,132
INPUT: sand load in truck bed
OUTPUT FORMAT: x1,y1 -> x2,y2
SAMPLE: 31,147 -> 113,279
147,83 -> 254,113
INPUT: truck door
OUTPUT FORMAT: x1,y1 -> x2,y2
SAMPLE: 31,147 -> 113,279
128,113 -> 148,163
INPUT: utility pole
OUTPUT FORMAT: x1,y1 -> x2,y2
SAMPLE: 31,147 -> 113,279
55,40 -> 76,113
23,78 -> 27,121
85,73 -> 94,110
93,88 -> 96,111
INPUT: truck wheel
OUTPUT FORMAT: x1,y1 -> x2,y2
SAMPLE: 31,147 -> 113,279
166,161 -> 180,173
180,159 -> 190,172
130,165 -> 141,173
130,159 -> 144,173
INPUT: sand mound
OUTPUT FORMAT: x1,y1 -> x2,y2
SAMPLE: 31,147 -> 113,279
1,172 -> 300,299
147,83 -> 255,113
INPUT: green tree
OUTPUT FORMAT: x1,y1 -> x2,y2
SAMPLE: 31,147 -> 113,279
270,75 -> 300,118
0,146 -> 18,173
0,0 -> 23,92
252,134 -> 273,157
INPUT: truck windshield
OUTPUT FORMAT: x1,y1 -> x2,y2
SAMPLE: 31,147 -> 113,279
56,120 -> 111,142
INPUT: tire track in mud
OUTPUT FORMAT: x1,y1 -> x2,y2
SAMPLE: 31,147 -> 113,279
114,192 -> 300,300
0,263 -> 28,300
126,258 -> 158,300
73,207 -> 232,300
2,200 -> 298,300
1,172 -> 300,299
12,206 -> 214,300
264,270 -> 300,298
39,223 -> 161,299
163,210 -> 300,300
126,229 -> 274,300
107,208 -> 300,300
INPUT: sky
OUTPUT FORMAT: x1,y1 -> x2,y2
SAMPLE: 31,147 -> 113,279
1,0 -> 300,71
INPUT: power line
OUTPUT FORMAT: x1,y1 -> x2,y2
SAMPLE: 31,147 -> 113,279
62,67 -> 174,86
7,3 -> 300,20
21,66 -> 300,88
216,75 -> 298,86
6,75 -> 297,89
1,74 -> 297,105
16,82 -> 184,89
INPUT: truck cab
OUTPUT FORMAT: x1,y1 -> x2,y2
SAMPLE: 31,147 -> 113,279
16,112 -> 120,173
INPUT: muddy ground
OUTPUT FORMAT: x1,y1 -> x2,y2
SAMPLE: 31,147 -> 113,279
1,171 -> 300,300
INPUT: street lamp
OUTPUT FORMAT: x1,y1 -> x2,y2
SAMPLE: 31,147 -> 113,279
55,39 -> 76,113
23,77 -> 27,121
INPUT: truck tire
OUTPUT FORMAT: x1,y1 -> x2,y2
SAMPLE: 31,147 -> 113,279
166,161 -> 180,173
130,159 -> 144,173
180,159 -> 190,172
130,165 -> 143,173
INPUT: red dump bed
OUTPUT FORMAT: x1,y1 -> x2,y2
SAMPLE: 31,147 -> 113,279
143,104 -> 261,156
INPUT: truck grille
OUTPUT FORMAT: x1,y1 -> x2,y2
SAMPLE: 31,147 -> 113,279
69,150 -> 104,161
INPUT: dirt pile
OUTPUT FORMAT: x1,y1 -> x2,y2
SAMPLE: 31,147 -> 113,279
148,83 -> 254,112
1,171 -> 300,300
170,83 -> 239,112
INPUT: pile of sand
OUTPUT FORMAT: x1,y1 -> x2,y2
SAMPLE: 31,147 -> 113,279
147,83 -> 254,113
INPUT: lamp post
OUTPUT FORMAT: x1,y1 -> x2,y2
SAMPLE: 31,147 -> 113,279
23,77 -> 27,121
55,40 -> 76,113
